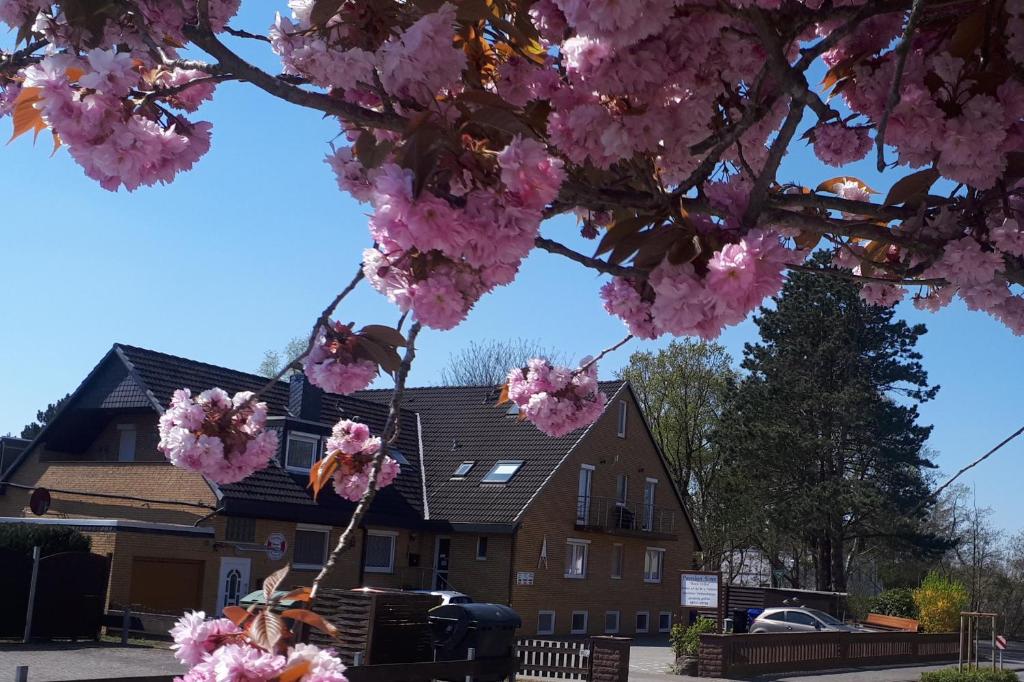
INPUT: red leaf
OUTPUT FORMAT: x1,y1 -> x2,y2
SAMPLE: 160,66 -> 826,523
281,609 -> 340,637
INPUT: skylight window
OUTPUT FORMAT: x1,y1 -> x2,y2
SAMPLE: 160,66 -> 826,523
453,461 -> 475,478
482,460 -> 523,484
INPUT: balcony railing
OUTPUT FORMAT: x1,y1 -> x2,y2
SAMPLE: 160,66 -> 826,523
575,495 -> 679,537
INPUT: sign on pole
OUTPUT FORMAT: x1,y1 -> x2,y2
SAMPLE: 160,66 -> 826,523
681,571 -> 720,609
996,635 -> 1007,650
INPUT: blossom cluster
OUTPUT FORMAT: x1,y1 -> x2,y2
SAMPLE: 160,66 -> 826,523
19,49 -> 214,191
303,322 -> 378,395
324,419 -> 400,502
171,612 -> 347,682
601,230 -> 793,340
358,136 -> 564,329
506,358 -> 607,437
157,388 -> 278,485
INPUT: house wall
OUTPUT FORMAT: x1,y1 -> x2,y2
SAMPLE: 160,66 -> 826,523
511,389 -> 698,637
415,532 -> 513,604
0,415 -> 217,525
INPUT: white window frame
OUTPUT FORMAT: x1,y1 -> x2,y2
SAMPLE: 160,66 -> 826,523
570,610 -> 589,635
364,529 -> 398,574
284,432 -> 320,473
576,464 -> 594,524
635,611 -> 650,634
452,461 -> 475,478
293,523 -> 330,570
604,611 -> 620,634
611,543 -> 624,579
643,477 -> 658,531
658,611 -> 673,633
116,424 -> 137,462
476,536 -> 488,561
565,538 -> 590,579
482,459 -> 523,483
644,547 -> 665,583
616,400 -> 627,438
537,610 -> 556,635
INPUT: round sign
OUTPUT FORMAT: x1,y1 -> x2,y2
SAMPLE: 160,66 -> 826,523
29,487 -> 51,516
265,532 -> 287,561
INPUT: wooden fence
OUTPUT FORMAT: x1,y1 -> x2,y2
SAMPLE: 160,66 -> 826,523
699,631 -> 961,678
517,638 -> 591,679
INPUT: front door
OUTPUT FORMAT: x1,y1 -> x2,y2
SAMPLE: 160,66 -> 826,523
216,557 -> 251,615
434,537 -> 451,590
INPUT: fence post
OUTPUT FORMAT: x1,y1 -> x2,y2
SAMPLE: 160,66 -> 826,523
465,646 -> 475,682
22,546 -> 40,644
121,605 -> 130,645
15,666 -> 28,682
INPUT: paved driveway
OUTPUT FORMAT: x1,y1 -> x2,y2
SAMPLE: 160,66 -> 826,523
627,637 -> 1024,682
0,643 -> 184,681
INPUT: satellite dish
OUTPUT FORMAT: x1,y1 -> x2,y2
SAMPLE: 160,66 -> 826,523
29,487 -> 51,516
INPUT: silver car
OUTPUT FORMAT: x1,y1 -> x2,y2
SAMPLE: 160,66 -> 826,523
749,607 -> 860,633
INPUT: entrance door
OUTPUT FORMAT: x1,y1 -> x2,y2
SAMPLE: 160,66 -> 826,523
434,537 -> 451,590
216,557 -> 251,615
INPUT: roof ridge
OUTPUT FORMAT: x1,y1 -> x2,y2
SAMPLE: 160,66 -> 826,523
357,378 -> 626,392
114,342 -> 289,390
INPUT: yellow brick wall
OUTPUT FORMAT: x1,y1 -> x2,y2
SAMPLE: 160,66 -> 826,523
510,388 -> 697,636
440,533 -> 513,604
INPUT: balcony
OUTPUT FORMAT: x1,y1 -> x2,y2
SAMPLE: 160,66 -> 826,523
575,495 -> 679,540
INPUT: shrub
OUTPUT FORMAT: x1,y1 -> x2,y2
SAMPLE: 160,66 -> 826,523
920,668 -> 1018,682
0,523 -> 91,557
846,594 -> 875,621
670,617 -> 718,658
914,572 -> 968,633
874,588 -> 919,619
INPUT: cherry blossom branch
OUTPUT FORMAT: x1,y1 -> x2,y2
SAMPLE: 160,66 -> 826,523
875,0 -> 925,171
180,26 -> 406,132
249,266 -> 365,403
578,334 -> 634,374
534,236 -> 640,277
743,100 -> 805,226
309,322 -> 422,601
787,262 -> 945,286
223,26 -> 271,42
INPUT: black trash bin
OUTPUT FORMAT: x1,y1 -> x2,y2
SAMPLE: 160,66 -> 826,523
732,609 -> 749,634
429,603 -> 521,681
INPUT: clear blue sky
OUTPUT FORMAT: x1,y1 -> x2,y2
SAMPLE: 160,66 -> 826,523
1,9 -> 1022,535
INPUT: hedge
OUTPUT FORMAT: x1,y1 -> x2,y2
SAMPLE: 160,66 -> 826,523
0,523 -> 91,556
920,668 -> 1019,682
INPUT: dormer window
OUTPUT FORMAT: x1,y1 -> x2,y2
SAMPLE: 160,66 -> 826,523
285,432 -> 320,472
117,424 -> 136,462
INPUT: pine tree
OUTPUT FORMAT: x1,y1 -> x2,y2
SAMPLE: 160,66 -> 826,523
719,257 -> 945,591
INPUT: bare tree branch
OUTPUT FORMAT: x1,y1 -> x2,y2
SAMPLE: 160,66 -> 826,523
875,0 -> 925,171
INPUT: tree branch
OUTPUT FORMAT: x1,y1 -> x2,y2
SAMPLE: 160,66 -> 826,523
534,236 -> 641,277
310,322 -> 422,600
744,100 -> 805,226
875,0 -> 925,171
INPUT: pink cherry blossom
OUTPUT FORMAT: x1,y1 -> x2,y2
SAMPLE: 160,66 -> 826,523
860,282 -> 906,307
303,322 -> 379,395
171,612 -> 242,667
811,122 -> 872,167
323,419 -> 400,502
506,358 -> 607,437
158,388 -> 278,485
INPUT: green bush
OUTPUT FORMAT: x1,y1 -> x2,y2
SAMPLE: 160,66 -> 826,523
0,523 -> 91,557
914,572 -> 968,633
670,617 -> 718,658
846,594 -> 875,621
920,668 -> 1019,682
874,588 -> 919,619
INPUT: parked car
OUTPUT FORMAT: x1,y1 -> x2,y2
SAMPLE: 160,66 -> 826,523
749,607 -> 861,633
412,589 -> 473,605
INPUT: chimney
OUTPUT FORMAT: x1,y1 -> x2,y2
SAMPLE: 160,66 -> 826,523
288,373 -> 323,422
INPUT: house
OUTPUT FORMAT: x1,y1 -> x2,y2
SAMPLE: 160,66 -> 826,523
0,436 -> 30,478
0,343 -> 700,637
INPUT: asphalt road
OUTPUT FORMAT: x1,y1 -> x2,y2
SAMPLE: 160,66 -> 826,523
0,643 -> 184,682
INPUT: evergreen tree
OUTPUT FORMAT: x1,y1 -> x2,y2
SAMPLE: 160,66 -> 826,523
719,257 -> 946,591
20,393 -> 70,439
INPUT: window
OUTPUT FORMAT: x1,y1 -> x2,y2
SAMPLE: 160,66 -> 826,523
604,611 -> 620,634
615,474 -> 628,506
642,478 -> 657,531
293,525 -> 329,569
285,432 -> 319,471
635,611 -> 650,634
787,611 -> 818,627
482,460 -> 522,483
476,536 -> 488,560
571,611 -> 588,635
643,547 -> 665,583
576,464 -> 594,524
453,461 -> 475,478
565,539 -> 589,579
611,544 -> 623,579
117,424 -> 136,462
225,517 -> 255,543
765,611 -> 786,622
659,612 -> 673,633
537,611 -> 555,635
364,530 -> 397,573
616,401 -> 627,438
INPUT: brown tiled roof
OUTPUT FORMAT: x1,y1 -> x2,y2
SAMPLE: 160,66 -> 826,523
353,381 -> 626,525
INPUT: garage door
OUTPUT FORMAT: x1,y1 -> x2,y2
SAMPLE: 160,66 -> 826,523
129,557 -> 205,614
